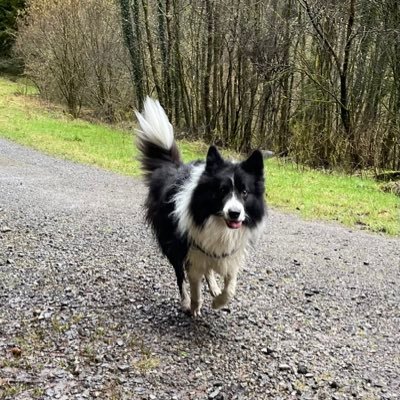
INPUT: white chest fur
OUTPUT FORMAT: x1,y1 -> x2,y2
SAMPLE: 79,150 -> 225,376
186,215 -> 250,277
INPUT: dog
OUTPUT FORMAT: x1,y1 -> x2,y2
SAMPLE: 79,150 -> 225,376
135,97 -> 266,316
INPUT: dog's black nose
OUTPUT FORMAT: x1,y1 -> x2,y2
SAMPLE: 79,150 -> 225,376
228,210 -> 241,220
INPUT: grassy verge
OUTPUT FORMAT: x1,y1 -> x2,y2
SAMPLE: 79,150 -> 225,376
0,76 -> 398,235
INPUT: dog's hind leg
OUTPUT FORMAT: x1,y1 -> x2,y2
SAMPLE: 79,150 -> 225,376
180,280 -> 190,313
205,270 -> 221,297
173,263 -> 190,313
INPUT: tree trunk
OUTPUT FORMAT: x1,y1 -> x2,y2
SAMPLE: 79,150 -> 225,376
118,0 -> 144,108
203,0 -> 213,142
142,0 -> 162,101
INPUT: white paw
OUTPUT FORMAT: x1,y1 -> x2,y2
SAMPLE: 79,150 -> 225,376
212,293 -> 229,310
192,309 -> 202,318
191,301 -> 202,318
209,285 -> 221,298
181,297 -> 191,313
206,272 -> 221,297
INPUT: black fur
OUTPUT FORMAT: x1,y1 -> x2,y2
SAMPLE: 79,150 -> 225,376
191,147 -> 265,228
139,142 -> 190,296
137,139 -> 181,183
139,141 -> 265,298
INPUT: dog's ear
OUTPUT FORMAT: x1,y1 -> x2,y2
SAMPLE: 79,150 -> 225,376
206,145 -> 224,172
241,150 -> 264,176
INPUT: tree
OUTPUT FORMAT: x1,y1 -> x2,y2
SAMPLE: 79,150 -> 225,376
17,0 -> 131,119
15,0 -> 400,171
0,0 -> 25,57
118,0 -> 145,108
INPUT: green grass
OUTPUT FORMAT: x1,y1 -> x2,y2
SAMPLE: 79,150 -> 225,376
0,77 -> 140,175
266,161 -> 399,234
0,76 -> 398,235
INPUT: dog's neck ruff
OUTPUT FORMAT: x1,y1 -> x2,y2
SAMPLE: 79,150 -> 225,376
191,240 -> 239,259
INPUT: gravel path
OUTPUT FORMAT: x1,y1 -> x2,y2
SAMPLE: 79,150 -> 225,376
1,138 -> 399,400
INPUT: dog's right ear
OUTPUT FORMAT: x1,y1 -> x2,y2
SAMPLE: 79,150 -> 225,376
206,145 -> 224,172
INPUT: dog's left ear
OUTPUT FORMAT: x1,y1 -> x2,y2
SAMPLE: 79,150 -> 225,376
241,150 -> 264,176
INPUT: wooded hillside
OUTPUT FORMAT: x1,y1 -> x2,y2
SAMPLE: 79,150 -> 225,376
15,0 -> 400,170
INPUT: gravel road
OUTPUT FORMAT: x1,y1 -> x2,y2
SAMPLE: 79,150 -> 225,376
1,138 -> 399,400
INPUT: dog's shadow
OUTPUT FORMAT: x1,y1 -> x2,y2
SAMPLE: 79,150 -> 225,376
114,281 -> 239,345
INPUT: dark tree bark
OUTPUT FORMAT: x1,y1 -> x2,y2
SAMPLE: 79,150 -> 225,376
118,0 -> 144,108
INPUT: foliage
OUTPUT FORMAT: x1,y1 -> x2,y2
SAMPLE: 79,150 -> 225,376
14,0 -> 400,171
0,0 -> 25,57
0,76 -> 398,235
15,0 -> 131,120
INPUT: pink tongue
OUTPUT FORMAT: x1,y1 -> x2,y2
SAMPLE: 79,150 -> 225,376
227,220 -> 242,229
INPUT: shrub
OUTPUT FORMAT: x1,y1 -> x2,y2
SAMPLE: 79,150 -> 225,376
15,0 -> 133,120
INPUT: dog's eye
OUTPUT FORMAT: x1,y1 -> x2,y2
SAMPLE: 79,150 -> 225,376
242,189 -> 248,199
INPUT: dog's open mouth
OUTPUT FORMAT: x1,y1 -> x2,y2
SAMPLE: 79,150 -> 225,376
226,220 -> 243,229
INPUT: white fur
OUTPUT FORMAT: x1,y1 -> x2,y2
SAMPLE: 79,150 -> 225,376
136,97 -> 265,316
172,164 -> 257,315
222,193 -> 245,222
172,163 -> 205,236
205,270 -> 221,299
135,97 -> 174,150
186,232 -> 247,312
190,215 -> 249,258
184,214 -> 252,315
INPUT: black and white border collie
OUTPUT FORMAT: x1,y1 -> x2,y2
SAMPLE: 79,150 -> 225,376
135,98 -> 265,317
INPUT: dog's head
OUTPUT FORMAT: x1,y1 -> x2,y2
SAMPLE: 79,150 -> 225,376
191,146 -> 265,230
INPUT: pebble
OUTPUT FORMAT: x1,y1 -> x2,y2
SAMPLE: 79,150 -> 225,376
209,388 -> 221,399
117,364 -> 130,372
297,363 -> 308,374
261,347 -> 274,355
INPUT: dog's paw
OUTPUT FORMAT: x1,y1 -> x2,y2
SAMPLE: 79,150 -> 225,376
181,297 -> 191,314
208,284 -> 221,298
190,300 -> 202,318
206,272 -> 221,297
212,293 -> 228,310
192,308 -> 202,318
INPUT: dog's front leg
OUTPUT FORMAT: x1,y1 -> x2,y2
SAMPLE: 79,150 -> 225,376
187,266 -> 203,317
212,271 -> 237,310
205,270 -> 221,297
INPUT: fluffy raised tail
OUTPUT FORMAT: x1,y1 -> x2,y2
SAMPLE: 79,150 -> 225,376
135,97 -> 181,181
